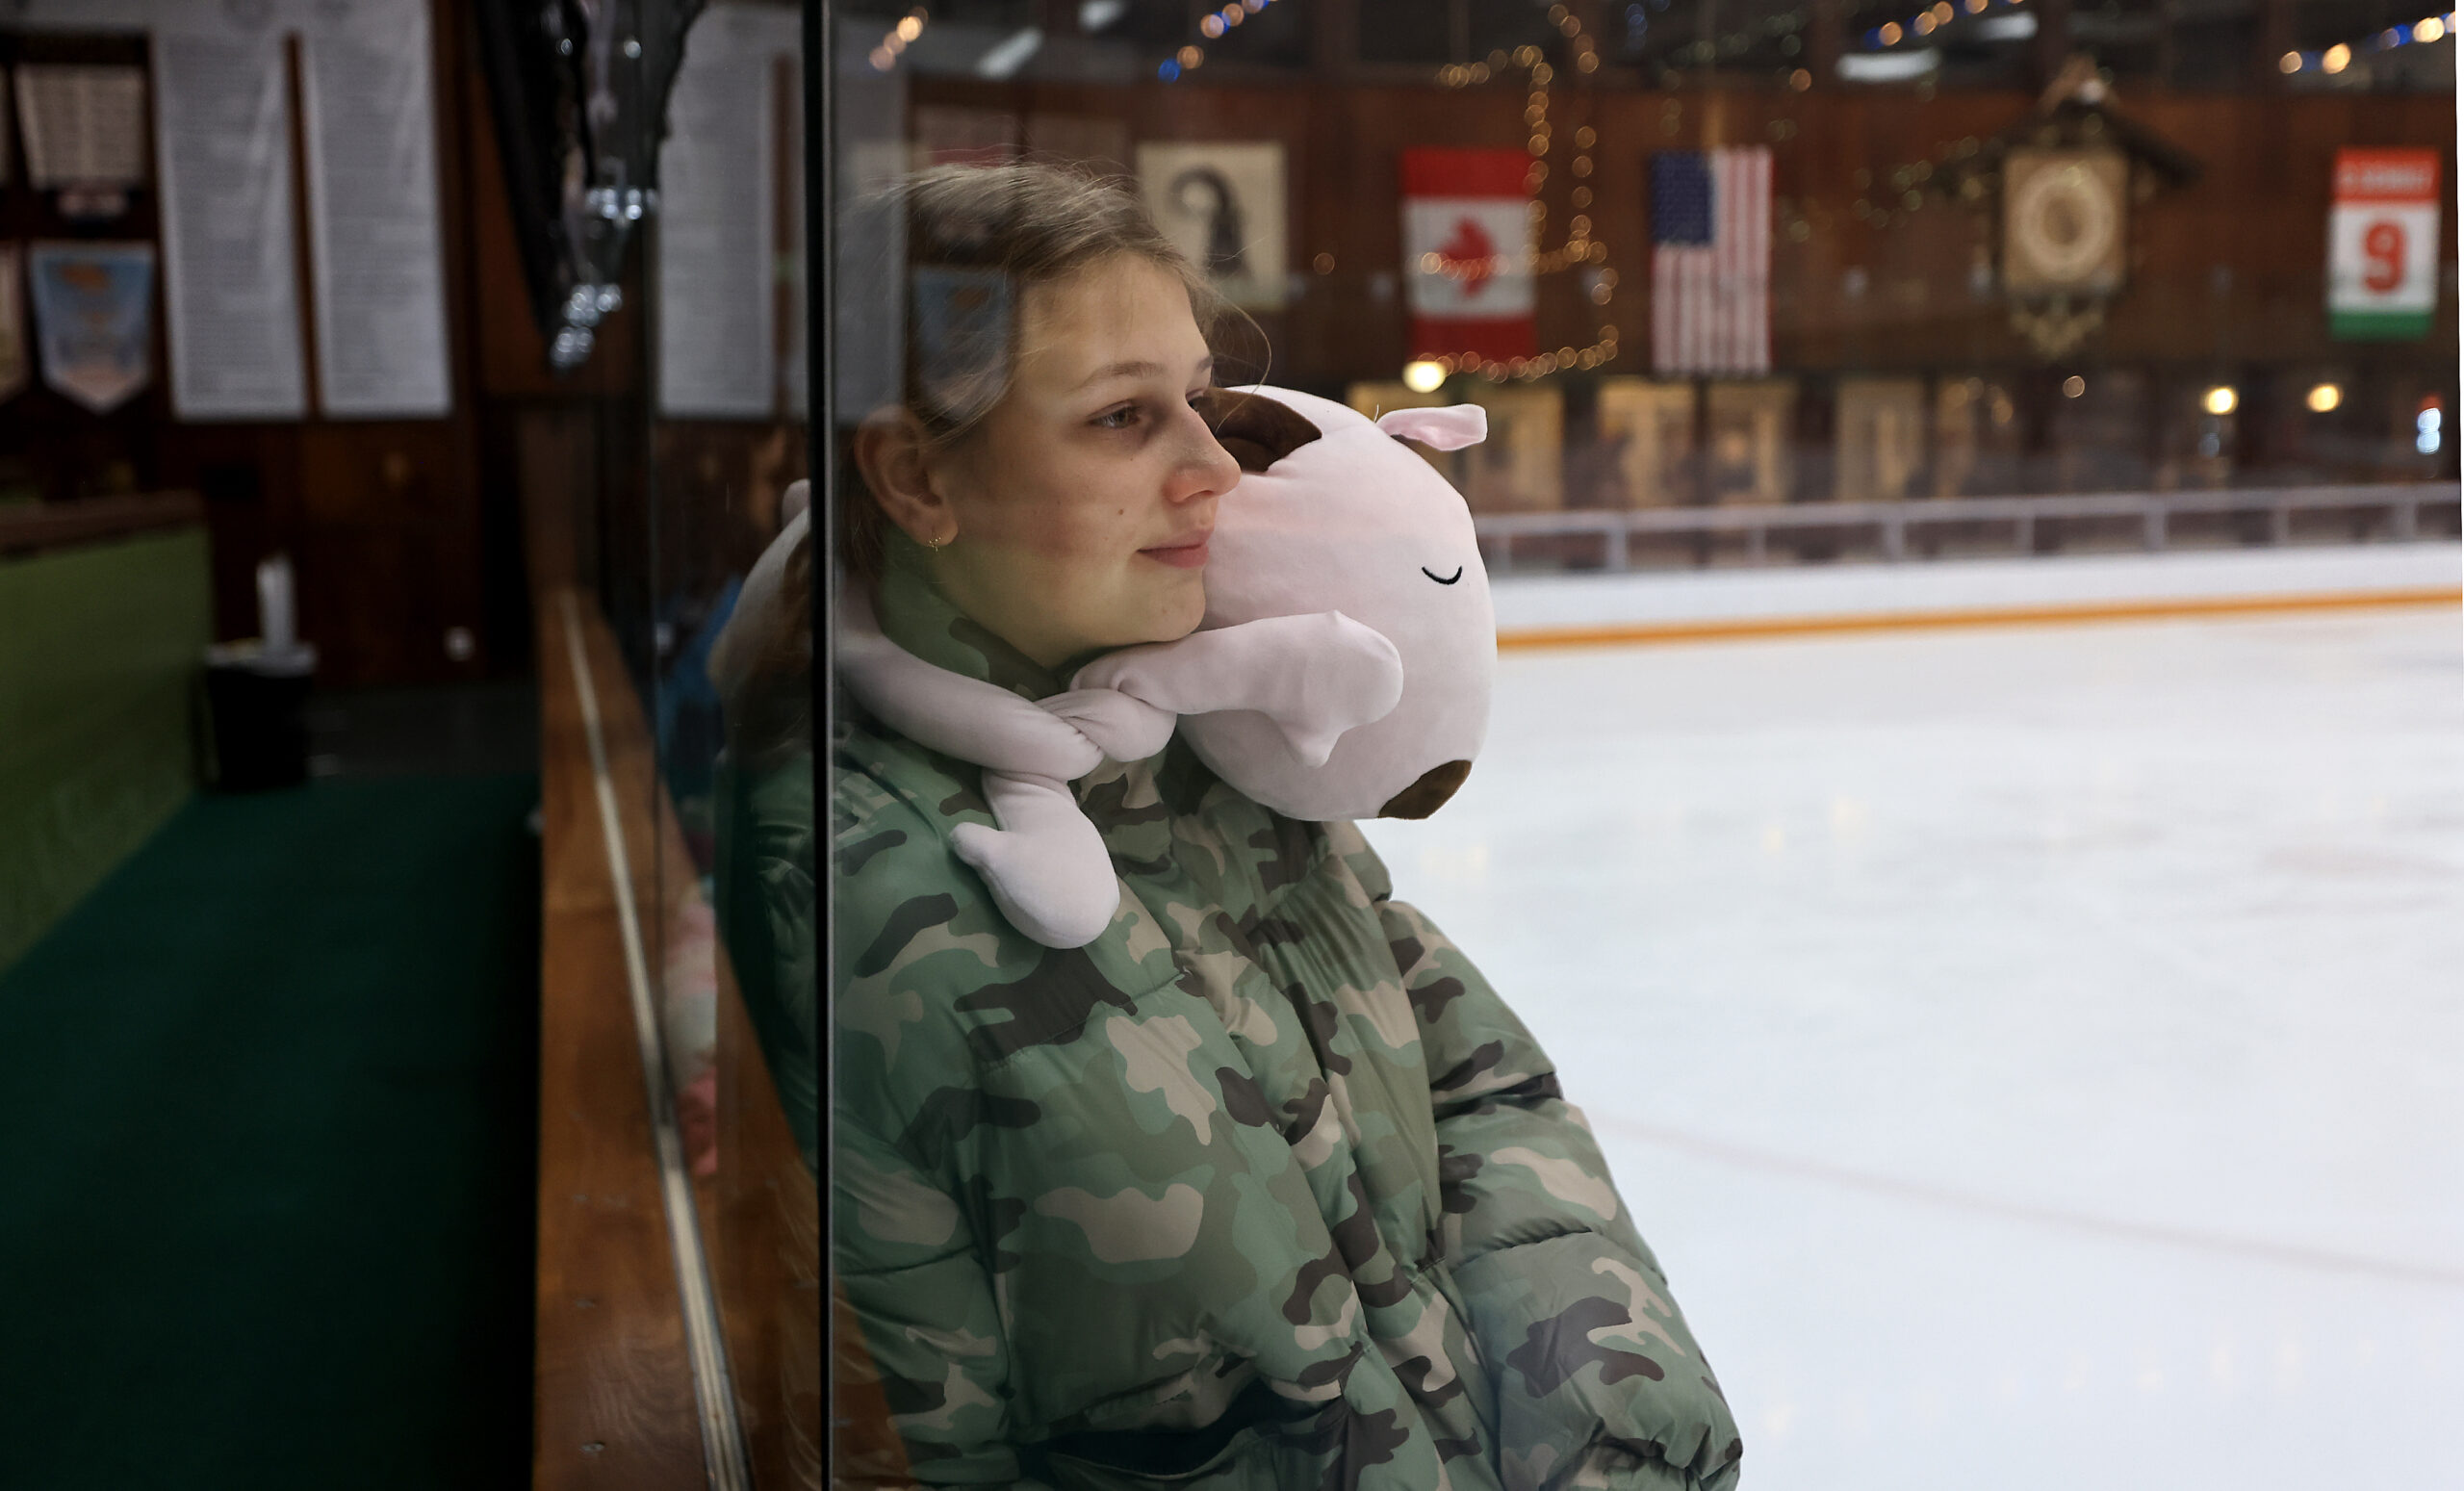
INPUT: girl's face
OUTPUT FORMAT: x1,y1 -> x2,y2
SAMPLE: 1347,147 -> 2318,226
925,256 -> 1240,669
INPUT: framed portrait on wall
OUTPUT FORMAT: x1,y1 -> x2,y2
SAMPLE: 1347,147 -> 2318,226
1139,141 -> 1289,311
1834,376 -> 1928,502
1706,379 -> 1794,504
1595,377 -> 1697,507
1459,383 -> 1564,513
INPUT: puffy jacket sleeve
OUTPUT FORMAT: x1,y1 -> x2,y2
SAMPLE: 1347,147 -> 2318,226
1335,826 -> 1744,1491
835,1112 -> 1051,1488
833,765 -> 1057,1490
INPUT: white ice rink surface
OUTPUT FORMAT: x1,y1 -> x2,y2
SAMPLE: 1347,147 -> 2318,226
1361,604 -> 2464,1491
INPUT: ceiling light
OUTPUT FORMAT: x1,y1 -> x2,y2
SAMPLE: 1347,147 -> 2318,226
975,27 -> 1043,78
1838,49 -> 1940,80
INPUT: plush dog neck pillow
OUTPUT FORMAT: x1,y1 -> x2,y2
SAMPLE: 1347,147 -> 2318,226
1138,383 -> 1496,822
833,383 -> 1496,947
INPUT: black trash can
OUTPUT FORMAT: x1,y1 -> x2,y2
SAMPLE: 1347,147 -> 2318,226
203,642 -> 318,791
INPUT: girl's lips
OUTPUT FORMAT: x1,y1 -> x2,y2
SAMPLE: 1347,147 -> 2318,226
1140,538 -> 1210,569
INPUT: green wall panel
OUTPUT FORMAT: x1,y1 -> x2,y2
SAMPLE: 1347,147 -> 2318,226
0,527 -> 213,970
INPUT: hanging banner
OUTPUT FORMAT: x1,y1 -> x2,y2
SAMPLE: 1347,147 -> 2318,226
27,242 -> 156,413
1400,147 -> 1535,365
2329,148 -> 2442,342
153,30 -> 307,421
0,244 -> 27,405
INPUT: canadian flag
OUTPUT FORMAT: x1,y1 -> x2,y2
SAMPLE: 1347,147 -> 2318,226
1400,148 -> 1536,364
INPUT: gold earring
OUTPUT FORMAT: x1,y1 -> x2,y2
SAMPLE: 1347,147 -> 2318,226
925,527 -> 953,551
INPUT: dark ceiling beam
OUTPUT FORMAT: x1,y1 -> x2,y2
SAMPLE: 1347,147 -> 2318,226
1809,0 -> 1843,89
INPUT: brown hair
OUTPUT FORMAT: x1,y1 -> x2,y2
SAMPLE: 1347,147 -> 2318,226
839,161 -> 1233,579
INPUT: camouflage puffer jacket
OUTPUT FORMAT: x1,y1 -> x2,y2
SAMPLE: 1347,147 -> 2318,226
834,563 -> 1742,1491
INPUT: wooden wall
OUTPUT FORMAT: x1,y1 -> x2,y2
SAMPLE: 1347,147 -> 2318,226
0,3 -> 716,689
0,17 -> 502,688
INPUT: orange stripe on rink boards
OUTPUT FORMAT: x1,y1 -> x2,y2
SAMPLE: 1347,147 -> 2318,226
1493,585 -> 2464,651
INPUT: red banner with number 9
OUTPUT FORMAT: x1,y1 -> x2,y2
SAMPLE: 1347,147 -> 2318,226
2330,148 -> 2441,340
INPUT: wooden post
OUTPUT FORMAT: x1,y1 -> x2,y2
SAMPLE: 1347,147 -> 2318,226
2031,0 -> 2074,90
1808,0 -> 1843,90
2255,0 -> 2296,91
1309,0 -> 1356,79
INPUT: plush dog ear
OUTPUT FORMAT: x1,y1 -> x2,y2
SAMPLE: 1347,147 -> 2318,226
1194,388 -> 1324,473
1375,404 -> 1488,450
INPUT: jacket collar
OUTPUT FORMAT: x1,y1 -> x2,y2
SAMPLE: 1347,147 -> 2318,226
870,534 -> 1066,702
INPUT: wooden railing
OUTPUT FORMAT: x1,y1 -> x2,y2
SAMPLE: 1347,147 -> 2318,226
534,583 -> 712,1488
526,402 -> 823,1487
0,491 -> 204,558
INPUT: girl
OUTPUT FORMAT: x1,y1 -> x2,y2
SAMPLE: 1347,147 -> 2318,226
831,163 -> 1740,1491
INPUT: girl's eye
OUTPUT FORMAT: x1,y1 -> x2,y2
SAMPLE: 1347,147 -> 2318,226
1092,403 -> 1141,430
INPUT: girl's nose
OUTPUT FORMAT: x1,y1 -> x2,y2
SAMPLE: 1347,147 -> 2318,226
1171,402 -> 1241,502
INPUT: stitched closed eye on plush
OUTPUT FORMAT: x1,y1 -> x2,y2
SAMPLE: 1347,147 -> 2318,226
1423,566 -> 1463,585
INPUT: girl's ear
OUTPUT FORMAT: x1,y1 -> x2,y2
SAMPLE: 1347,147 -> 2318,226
1376,404 -> 1488,450
852,409 -> 956,544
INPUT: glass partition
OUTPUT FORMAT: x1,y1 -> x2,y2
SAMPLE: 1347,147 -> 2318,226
825,5 -> 2456,1490
488,0 -> 817,1481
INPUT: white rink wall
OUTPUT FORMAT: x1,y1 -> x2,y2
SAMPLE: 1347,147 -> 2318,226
1489,540 -> 2462,636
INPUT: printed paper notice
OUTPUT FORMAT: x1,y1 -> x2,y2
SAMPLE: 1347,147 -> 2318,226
153,31 -> 306,420
657,6 -> 793,419
13,65 -> 148,189
299,11 -> 451,417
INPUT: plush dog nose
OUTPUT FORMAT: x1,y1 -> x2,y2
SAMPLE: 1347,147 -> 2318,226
1379,759 -> 1472,819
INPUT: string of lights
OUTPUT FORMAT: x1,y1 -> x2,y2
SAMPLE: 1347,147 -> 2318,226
1865,0 -> 2024,51
1156,0 -> 1283,81
1644,3 -> 1812,74
867,7 -> 930,72
1423,6 -> 1619,382
2278,11 -> 2455,75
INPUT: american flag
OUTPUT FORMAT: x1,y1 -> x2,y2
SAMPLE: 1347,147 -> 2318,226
1650,147 -> 1772,375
